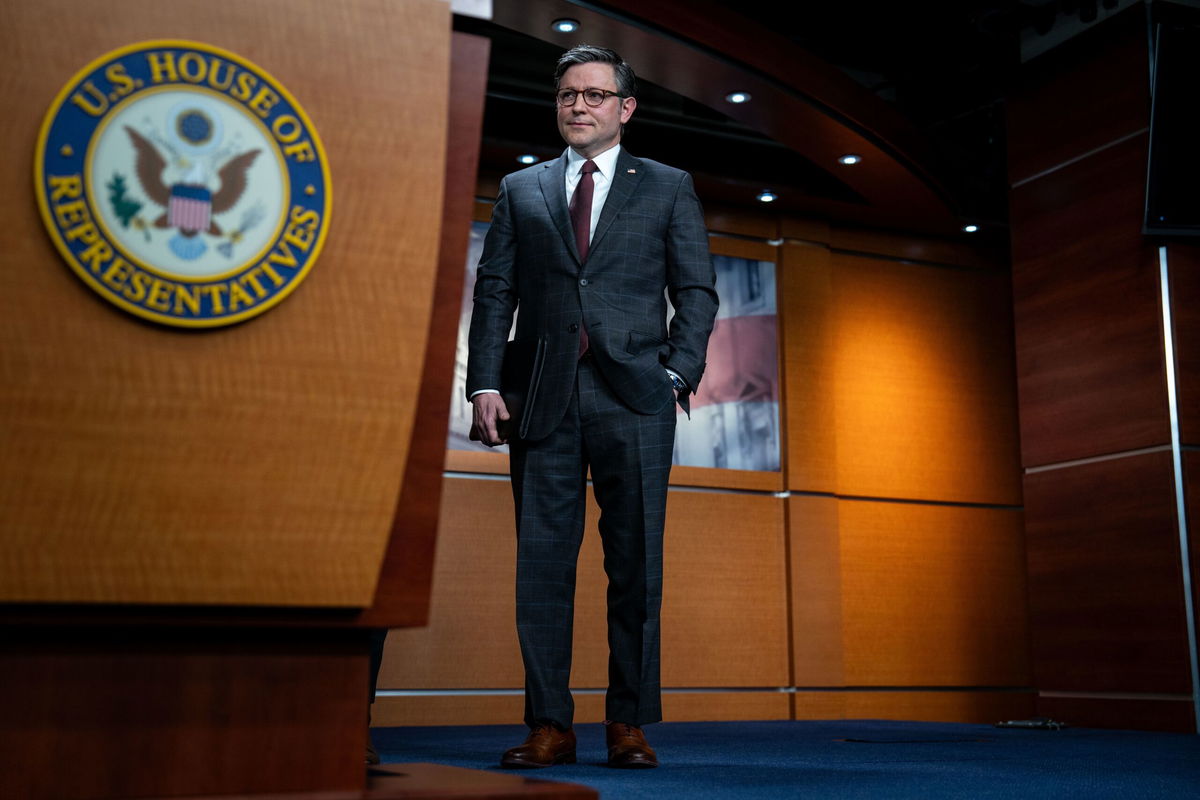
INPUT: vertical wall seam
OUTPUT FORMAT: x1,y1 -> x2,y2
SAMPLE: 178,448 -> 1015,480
775,256 -> 799,720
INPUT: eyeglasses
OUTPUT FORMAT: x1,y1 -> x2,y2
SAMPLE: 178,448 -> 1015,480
555,88 -> 622,107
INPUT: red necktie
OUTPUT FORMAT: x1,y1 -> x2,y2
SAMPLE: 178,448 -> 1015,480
569,159 -> 597,260
569,159 -> 597,356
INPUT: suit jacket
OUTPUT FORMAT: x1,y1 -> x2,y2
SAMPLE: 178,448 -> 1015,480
467,148 -> 719,442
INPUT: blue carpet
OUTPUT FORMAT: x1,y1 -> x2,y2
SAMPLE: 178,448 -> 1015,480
371,720 -> 1200,799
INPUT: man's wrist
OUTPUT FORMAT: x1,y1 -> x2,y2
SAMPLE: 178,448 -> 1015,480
470,389 -> 500,400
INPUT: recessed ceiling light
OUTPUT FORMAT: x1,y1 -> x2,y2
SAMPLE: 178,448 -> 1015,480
838,154 -> 862,165
757,190 -> 777,203
517,154 -> 540,165
963,224 -> 979,233
552,18 -> 580,33
725,91 -> 751,104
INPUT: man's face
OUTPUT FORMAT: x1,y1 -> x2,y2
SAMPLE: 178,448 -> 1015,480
556,62 -> 636,159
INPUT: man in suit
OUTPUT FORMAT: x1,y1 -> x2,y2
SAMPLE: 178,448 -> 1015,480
467,44 -> 718,770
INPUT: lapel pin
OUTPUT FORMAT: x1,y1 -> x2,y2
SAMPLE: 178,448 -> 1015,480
627,168 -> 637,174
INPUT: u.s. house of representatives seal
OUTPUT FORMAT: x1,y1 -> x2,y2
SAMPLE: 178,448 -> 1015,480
35,40 -> 331,327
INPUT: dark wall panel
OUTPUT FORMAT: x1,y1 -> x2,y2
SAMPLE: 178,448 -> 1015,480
1167,243 -> 1200,446
1024,451 -> 1191,694
1010,135 -> 1168,467
1038,696 -> 1195,734
1007,9 -> 1149,184
1187,450 -> 1200,667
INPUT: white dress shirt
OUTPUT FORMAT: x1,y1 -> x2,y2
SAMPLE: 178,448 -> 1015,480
565,143 -> 621,242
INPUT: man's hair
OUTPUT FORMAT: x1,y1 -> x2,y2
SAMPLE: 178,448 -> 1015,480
554,44 -> 638,99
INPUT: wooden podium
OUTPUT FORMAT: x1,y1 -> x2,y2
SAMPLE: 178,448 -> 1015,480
0,2 -> 596,798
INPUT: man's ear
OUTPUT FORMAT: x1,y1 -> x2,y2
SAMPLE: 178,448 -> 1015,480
620,96 -> 637,124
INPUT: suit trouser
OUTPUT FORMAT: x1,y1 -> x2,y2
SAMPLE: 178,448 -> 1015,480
509,355 -> 676,729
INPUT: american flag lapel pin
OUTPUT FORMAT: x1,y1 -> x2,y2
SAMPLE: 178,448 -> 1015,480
627,168 -> 636,173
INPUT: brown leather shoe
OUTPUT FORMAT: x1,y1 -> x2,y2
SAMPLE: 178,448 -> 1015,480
500,724 -> 577,768
605,721 -> 658,768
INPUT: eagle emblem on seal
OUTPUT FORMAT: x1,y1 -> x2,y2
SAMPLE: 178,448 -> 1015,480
123,126 -> 260,260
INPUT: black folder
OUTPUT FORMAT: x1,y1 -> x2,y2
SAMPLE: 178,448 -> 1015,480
469,337 -> 545,443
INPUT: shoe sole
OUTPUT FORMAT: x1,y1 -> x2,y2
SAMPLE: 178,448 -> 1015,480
500,752 -> 577,769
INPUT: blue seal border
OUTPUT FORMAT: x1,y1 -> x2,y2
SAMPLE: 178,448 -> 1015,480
34,39 -> 332,328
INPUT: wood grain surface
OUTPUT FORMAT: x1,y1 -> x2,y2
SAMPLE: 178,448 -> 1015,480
838,690 -> 1035,724
1024,451 -> 1192,694
371,690 -> 790,727
1006,8 -> 1149,185
830,226 -> 1003,270
828,254 -> 1022,504
1189,450 -> 1200,662
788,496 -> 845,687
0,628 -> 367,799
1036,695 -> 1196,734
780,241 -> 839,494
1166,242 -> 1200,446
837,501 -> 1030,688
1009,135 -> 1168,467
0,0 -> 450,606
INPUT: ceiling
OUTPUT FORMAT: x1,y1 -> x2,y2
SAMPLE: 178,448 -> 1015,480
454,0 -> 1141,244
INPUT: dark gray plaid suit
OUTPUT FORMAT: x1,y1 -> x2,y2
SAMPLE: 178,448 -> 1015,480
467,147 -> 718,729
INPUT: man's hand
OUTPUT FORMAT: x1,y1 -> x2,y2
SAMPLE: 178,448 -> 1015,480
470,392 -> 511,447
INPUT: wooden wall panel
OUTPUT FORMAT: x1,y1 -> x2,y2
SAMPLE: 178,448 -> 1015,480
840,691 -> 1035,724
1023,451 -> 1192,694
789,496 -> 844,687
669,466 -> 782,492
790,692 -> 848,720
829,254 -> 1022,505
381,479 -> 789,691
1006,8 -> 1149,184
661,691 -> 790,722
704,207 -> 778,240
791,691 -> 1035,723
707,235 -> 779,262
780,241 -> 838,493
1006,9 -> 1199,734
780,217 -> 832,245
830,226 -> 1001,271
372,694 -> 590,728
379,477 -> 524,690
0,630 -> 366,800
444,451 -> 787,492
1167,243 -> 1200,445
839,502 -> 1029,688
372,691 -> 789,727
1009,135 -> 1167,467
0,0 -> 450,606
1183,449 -> 1199,681
1036,696 -> 1196,734
660,491 -> 789,687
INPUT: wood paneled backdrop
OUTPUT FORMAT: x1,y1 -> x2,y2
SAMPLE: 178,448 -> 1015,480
376,203 -> 1033,727
1008,7 -> 1199,732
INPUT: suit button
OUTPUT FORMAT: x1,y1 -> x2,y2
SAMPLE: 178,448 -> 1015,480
579,278 -> 589,286
568,323 -> 579,333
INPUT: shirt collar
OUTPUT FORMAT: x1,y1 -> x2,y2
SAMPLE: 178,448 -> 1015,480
566,144 -> 621,179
